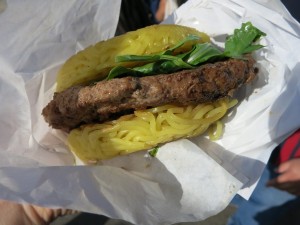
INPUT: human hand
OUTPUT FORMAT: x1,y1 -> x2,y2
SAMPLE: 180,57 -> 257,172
0,200 -> 77,225
267,158 -> 300,196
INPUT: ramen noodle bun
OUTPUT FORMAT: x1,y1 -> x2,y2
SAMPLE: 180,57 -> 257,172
68,98 -> 238,163
56,24 -> 210,92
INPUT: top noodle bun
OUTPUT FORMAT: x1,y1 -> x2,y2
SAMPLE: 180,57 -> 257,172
55,24 -> 210,92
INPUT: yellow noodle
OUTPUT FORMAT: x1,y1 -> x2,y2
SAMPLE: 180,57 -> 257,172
68,98 -> 237,163
209,121 -> 224,141
193,105 -> 215,119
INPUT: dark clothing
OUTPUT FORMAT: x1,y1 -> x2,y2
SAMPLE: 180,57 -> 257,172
115,0 -> 188,35
116,0 -> 156,36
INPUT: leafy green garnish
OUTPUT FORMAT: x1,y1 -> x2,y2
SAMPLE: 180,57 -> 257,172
223,22 -> 266,58
148,146 -> 159,157
107,22 -> 266,79
186,42 -> 223,65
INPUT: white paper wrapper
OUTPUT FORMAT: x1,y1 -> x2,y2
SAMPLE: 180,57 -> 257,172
0,0 -> 300,224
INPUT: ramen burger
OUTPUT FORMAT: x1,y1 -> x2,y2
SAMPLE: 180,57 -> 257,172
42,22 -> 265,163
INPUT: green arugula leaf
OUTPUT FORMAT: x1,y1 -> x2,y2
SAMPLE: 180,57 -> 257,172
223,22 -> 266,58
186,43 -> 224,65
116,54 -> 161,62
106,66 -> 143,80
106,22 -> 266,80
134,58 -> 194,75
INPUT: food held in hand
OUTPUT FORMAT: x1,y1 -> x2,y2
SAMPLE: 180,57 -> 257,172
42,22 -> 265,163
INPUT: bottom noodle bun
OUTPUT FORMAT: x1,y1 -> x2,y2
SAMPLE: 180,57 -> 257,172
67,97 -> 237,163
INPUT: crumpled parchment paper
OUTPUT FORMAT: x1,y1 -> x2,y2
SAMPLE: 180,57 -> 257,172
0,0 -> 300,224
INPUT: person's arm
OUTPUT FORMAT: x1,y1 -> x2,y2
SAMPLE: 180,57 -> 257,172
267,158 -> 300,196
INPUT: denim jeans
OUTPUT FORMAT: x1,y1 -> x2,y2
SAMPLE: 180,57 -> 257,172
227,157 -> 300,225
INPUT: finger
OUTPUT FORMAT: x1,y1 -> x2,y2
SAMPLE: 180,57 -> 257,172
267,172 -> 292,186
267,179 -> 300,195
277,161 -> 291,173
267,172 -> 298,188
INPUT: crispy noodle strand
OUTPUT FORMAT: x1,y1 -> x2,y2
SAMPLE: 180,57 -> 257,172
67,97 -> 238,162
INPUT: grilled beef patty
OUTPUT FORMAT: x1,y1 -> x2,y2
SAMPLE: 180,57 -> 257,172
42,57 -> 257,132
